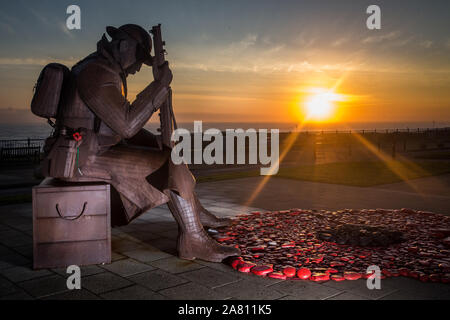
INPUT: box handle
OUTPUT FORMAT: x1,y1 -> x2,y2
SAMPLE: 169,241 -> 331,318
55,202 -> 87,220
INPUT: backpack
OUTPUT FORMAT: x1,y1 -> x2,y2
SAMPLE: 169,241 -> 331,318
32,63 -> 77,178
31,63 -> 71,121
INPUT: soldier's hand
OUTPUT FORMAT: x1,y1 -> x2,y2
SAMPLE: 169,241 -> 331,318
157,61 -> 173,87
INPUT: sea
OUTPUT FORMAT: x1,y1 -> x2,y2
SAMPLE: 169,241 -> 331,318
1,121 -> 449,140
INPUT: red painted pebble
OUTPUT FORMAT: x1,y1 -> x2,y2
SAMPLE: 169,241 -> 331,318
327,268 -> 339,274
268,272 -> 287,280
399,268 -> 409,277
443,237 -> 450,247
331,274 -> 346,281
283,267 -> 296,277
419,274 -> 429,282
344,272 -> 362,280
238,262 -> 256,273
249,246 -> 266,252
217,208 -> 450,283
217,236 -> 234,242
228,257 -> 243,270
251,265 -> 273,276
297,268 -> 311,280
330,261 -> 345,267
311,273 -> 330,281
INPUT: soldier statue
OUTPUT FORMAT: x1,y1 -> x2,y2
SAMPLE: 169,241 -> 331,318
38,24 -> 240,262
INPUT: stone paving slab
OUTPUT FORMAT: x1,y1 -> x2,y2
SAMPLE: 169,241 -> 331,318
11,245 -> 32,260
0,265 -> 51,283
52,265 -> 106,278
43,289 -> 100,300
122,247 -> 173,263
128,270 -> 189,292
0,235 -> 31,248
1,176 -> 450,300
213,279 -> 286,300
148,256 -> 206,274
145,238 -> 178,255
81,272 -> 133,295
269,280 -> 343,300
321,279 -> 398,300
379,277 -> 450,300
326,292 -> 367,300
0,254 -> 30,270
100,285 -> 166,300
0,291 -> 33,300
178,267 -> 241,289
0,276 -> 20,296
100,258 -> 156,277
159,282 -> 228,300
17,274 -> 69,298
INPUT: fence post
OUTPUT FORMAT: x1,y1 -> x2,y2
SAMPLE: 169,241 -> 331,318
392,140 -> 396,158
313,138 -> 316,162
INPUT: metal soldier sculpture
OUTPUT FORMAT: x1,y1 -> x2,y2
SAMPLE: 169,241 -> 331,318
35,24 -> 240,262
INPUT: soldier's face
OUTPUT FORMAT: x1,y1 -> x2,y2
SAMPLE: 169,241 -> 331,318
125,61 -> 143,75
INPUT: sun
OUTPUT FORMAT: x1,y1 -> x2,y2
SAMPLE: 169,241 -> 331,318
303,88 -> 343,121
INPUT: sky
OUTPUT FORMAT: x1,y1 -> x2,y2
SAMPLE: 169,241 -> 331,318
0,0 -> 449,125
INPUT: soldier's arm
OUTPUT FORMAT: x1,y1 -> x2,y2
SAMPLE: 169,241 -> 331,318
77,63 -> 171,139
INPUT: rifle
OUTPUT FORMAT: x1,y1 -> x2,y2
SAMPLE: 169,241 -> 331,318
150,24 -> 176,149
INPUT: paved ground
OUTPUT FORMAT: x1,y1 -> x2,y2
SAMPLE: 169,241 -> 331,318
213,175 -> 450,215
0,176 -> 450,300
373,173 -> 450,197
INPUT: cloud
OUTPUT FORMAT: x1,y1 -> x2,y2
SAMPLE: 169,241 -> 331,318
27,7 -> 72,38
225,34 -> 258,53
392,36 -> 414,47
419,40 -> 433,49
173,59 -> 357,74
362,31 -> 401,44
331,37 -> 349,47
59,22 -> 75,38
293,32 -> 316,48
445,39 -> 450,50
27,7 -> 52,26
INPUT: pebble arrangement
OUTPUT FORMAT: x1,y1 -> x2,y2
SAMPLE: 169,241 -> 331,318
213,208 -> 450,283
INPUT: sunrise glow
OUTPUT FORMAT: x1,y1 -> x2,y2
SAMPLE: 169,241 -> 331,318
303,88 -> 345,121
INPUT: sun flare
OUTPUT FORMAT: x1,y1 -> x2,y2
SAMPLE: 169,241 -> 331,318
303,88 -> 344,121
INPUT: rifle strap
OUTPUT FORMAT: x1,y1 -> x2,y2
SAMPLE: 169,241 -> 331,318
168,88 -> 177,130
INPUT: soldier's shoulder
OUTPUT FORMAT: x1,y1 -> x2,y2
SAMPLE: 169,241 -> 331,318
77,57 -> 120,83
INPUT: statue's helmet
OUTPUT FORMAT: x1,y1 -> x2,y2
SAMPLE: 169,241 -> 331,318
106,24 -> 153,66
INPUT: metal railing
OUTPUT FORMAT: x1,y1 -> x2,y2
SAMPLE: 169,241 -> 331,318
0,138 -> 45,163
294,127 -> 450,135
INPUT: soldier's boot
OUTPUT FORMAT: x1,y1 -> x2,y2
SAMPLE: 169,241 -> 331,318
167,191 -> 240,262
194,193 -> 232,228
